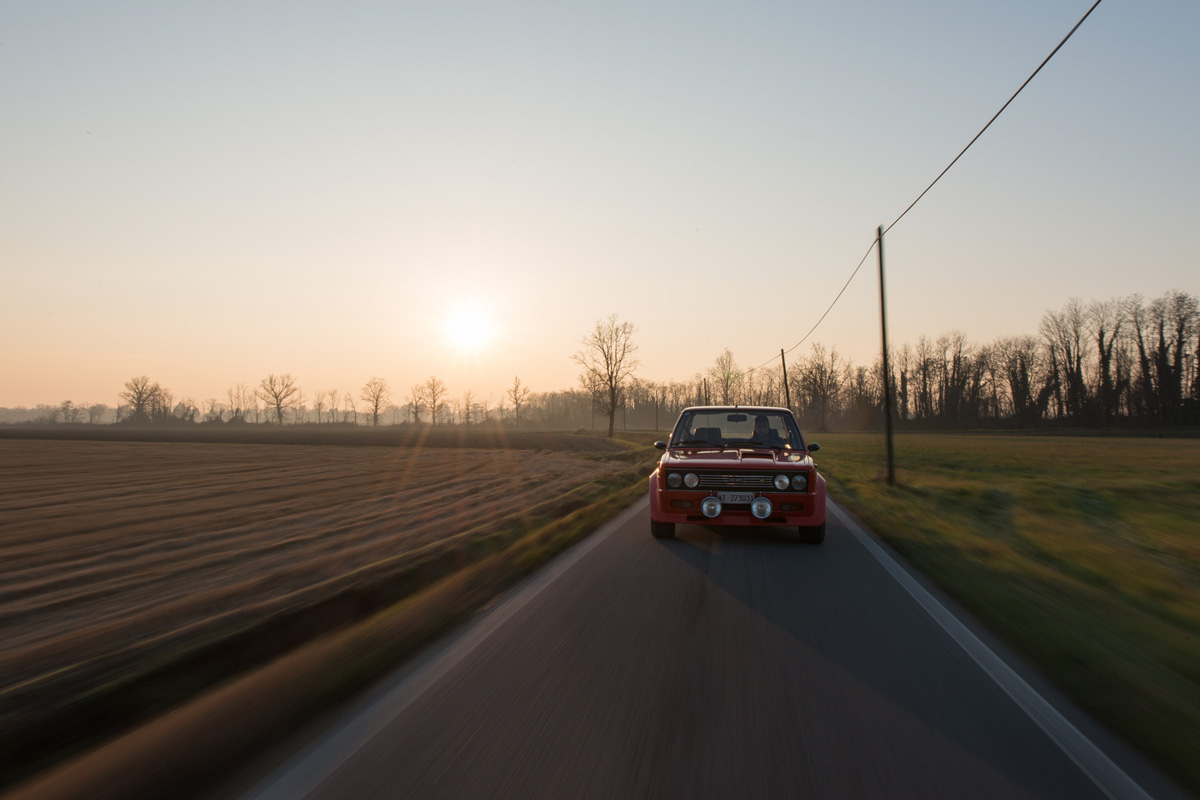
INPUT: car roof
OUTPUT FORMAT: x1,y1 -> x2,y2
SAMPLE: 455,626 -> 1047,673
679,406 -> 794,414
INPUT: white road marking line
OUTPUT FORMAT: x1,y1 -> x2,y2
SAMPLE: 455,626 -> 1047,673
830,499 -> 1154,800
244,496 -> 649,800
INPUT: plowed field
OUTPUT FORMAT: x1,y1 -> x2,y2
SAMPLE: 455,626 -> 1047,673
0,437 -> 633,778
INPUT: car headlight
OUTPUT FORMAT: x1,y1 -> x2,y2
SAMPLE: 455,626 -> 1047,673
684,473 -> 699,489
700,496 -> 722,518
751,497 -> 772,519
666,472 -> 682,488
791,473 -> 808,491
774,474 -> 790,491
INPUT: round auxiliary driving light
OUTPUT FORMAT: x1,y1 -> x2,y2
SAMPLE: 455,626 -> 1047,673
774,474 -> 790,491
667,472 -> 682,488
751,497 -> 772,519
684,473 -> 700,489
791,473 -> 808,491
701,496 -> 722,518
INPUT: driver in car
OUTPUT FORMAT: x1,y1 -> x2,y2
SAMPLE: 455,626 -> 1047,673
752,415 -> 785,447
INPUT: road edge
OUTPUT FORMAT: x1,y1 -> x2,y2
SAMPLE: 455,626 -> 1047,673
830,499 -> 1157,800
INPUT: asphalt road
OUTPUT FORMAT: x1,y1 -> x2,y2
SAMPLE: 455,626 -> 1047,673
243,498 -> 1182,800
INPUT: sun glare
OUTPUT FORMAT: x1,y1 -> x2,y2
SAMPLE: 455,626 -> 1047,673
445,301 -> 495,352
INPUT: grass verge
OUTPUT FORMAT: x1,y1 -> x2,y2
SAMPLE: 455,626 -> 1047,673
813,432 -> 1200,794
4,441 -> 657,800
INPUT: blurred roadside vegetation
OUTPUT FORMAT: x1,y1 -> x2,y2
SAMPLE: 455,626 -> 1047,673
815,431 -> 1200,793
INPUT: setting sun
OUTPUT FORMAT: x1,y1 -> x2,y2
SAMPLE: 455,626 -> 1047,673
444,301 -> 495,353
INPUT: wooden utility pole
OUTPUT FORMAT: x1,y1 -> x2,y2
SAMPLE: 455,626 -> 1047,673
780,348 -> 791,409
878,225 -> 895,486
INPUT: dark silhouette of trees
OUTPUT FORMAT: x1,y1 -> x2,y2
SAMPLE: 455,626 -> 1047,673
1089,298 -> 1126,423
119,376 -> 160,423
798,344 -> 844,432
573,314 -> 640,438
29,290 -> 1194,432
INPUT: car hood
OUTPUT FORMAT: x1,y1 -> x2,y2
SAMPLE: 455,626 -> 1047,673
661,448 -> 814,469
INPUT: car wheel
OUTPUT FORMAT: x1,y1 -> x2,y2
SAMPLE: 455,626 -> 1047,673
651,519 -> 676,539
799,522 -> 825,544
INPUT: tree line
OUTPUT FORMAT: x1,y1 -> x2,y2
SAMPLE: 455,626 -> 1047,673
7,290 -> 1196,433
640,290 -> 1200,431
569,291 -> 1200,433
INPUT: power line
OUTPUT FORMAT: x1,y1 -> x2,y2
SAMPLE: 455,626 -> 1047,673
745,238 -> 877,376
884,0 -> 1103,236
744,0 -> 1102,377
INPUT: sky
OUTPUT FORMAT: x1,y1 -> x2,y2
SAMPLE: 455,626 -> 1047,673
2,0 -> 1197,409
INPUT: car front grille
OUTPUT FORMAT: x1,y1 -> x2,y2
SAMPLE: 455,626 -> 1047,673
695,472 -> 777,489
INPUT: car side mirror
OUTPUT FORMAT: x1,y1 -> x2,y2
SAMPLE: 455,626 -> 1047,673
654,440 -> 667,450
807,442 -> 820,453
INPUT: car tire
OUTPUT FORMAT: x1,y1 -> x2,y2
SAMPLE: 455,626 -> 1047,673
799,522 -> 825,544
650,519 -> 676,539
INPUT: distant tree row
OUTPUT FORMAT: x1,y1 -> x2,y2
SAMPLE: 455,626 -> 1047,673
79,373 -> 542,429
7,290 -> 1195,433
637,290 -> 1200,431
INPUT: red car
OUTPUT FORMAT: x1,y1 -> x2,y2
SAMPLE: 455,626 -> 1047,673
648,406 -> 827,543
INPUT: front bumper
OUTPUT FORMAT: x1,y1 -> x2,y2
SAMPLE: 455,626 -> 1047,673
648,471 -> 826,526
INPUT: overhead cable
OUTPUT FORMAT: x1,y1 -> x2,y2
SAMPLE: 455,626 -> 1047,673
744,0 -> 1103,377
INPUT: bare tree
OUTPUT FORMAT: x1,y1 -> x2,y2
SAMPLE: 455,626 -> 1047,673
508,376 -> 531,424
313,391 -> 327,424
226,383 -> 253,422
424,376 -> 448,425
1088,297 -> 1126,423
344,390 -> 358,425
86,403 -> 108,425
326,389 -> 340,423
1040,299 -> 1090,421
361,377 -> 391,427
573,314 -> 640,438
120,376 -> 159,423
258,374 -> 299,425
59,400 -> 82,424
461,390 -> 475,425
799,343 -> 844,432
149,387 -> 174,423
407,384 -> 426,424
203,398 -> 223,423
708,348 -> 742,404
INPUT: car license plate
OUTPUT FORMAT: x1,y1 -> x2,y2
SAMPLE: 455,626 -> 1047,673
717,492 -> 754,504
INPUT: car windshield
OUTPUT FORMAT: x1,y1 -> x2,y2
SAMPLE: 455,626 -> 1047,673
670,410 -> 804,450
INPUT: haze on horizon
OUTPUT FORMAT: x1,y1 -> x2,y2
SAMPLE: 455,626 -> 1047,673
2,1 -> 1197,409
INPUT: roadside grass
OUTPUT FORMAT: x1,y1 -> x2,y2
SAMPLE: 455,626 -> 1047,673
814,432 -> 1200,793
